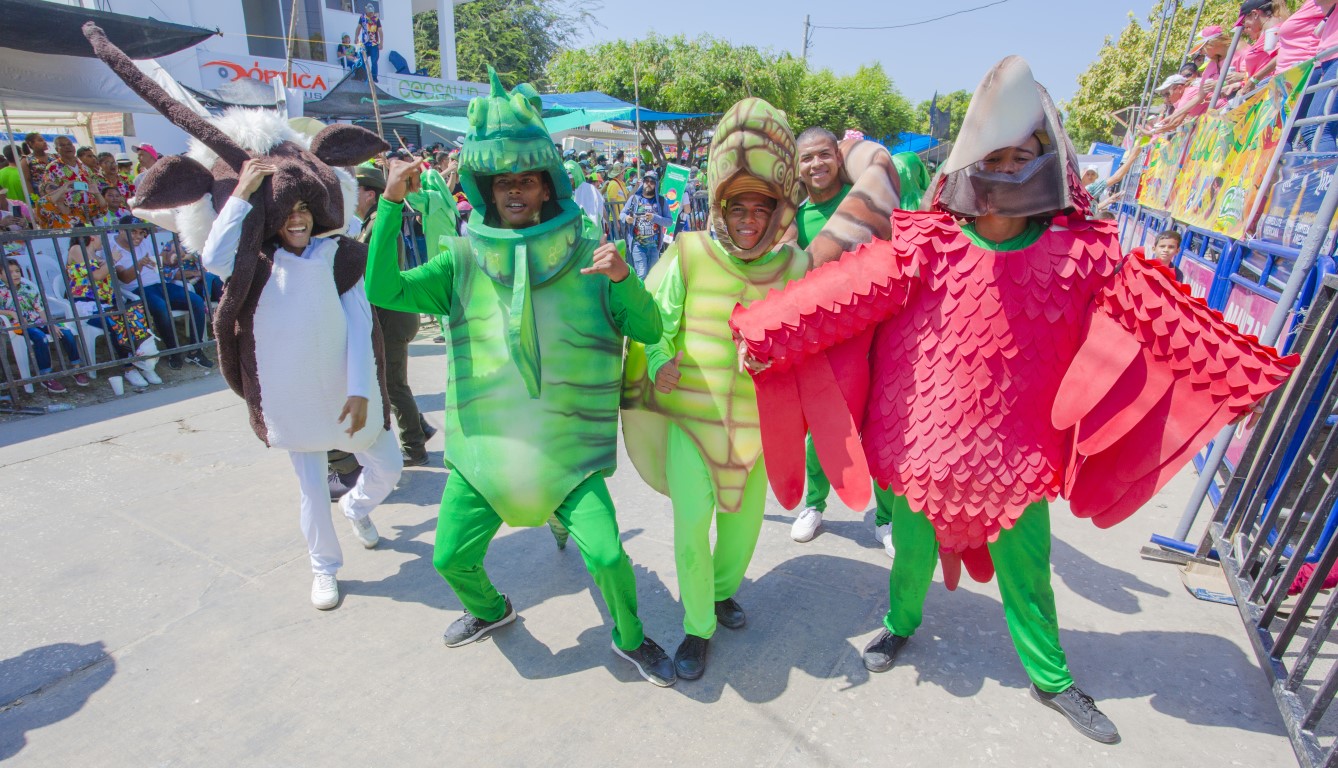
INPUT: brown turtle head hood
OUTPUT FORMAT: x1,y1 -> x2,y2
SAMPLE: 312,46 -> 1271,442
707,98 -> 801,259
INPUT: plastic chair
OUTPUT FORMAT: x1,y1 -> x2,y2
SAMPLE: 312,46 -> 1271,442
0,316 -> 34,393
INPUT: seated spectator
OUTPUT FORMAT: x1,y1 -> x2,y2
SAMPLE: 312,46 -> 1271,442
336,34 -> 360,71
107,218 -> 211,371
162,241 -> 222,304
65,234 -> 159,388
37,136 -> 106,229
0,187 -> 32,231
1,254 -> 90,392
93,186 -> 132,226
97,151 -> 130,199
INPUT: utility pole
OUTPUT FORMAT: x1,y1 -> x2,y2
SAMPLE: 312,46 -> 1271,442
802,15 -> 811,61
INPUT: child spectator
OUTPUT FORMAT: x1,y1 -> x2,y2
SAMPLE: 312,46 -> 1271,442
1,254 -> 91,392
1153,230 -> 1185,282
336,34 -> 359,71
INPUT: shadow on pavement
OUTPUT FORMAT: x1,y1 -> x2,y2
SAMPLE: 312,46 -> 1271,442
1050,537 -> 1170,615
0,641 -> 116,761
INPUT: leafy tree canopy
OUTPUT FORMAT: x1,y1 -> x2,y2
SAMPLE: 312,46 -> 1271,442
414,0 -> 597,87
911,89 -> 972,142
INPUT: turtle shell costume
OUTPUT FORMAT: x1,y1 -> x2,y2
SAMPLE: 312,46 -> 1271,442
363,68 -> 666,659
621,98 -> 810,644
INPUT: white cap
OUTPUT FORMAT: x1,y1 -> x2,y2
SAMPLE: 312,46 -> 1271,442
1155,74 -> 1189,93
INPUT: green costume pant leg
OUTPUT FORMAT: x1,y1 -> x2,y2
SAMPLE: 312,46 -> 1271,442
988,500 -> 1074,693
803,433 -> 830,512
433,471 -> 509,622
432,470 -> 646,650
873,482 -> 904,527
667,424 -> 768,639
878,492 -> 1074,693
551,475 -> 645,651
879,485 -> 938,637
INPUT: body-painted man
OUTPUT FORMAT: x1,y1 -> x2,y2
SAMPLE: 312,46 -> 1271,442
621,98 -> 811,680
363,70 -> 677,687
731,57 -> 1296,742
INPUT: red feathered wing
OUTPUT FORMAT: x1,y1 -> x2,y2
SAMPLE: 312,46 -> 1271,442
730,238 -> 919,510
1053,255 -> 1299,524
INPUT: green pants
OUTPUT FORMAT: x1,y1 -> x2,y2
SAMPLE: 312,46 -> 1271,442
668,424 -> 767,639
805,433 -> 893,526
876,486 -> 1074,693
432,471 -> 645,651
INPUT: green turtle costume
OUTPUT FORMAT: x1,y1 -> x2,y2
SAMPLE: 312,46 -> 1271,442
364,68 -> 667,663
621,98 -> 808,645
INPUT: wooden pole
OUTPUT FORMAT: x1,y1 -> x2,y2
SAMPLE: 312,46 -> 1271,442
0,100 -> 39,228
284,0 -> 301,84
364,48 -> 384,139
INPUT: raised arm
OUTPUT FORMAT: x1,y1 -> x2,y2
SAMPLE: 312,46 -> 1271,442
364,160 -> 454,315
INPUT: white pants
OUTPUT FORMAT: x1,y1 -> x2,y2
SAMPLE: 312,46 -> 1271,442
288,428 -> 404,575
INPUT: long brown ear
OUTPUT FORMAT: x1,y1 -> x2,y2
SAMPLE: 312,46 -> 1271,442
132,156 -> 215,209
83,22 -> 250,170
309,124 -> 389,168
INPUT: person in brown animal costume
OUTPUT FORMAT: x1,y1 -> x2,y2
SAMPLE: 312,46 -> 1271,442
83,22 -> 404,611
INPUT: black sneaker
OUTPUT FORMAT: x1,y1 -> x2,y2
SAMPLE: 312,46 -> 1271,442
420,416 -> 438,442
432,334 -> 446,343
862,628 -> 909,673
613,638 -> 676,687
673,634 -> 709,680
442,597 -> 516,647
328,470 -> 353,502
1030,684 -> 1120,744
185,350 -> 214,369
715,597 -> 746,630
166,354 -> 183,370
402,450 -> 430,467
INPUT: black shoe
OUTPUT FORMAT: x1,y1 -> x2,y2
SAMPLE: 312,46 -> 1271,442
328,470 -> 353,502
432,334 -> 446,343
166,354 -> 183,370
612,638 -> 676,687
442,597 -> 516,647
673,634 -> 709,680
402,450 -> 429,467
185,350 -> 214,369
862,628 -> 909,673
715,597 -> 746,630
420,417 -> 438,442
1030,684 -> 1120,744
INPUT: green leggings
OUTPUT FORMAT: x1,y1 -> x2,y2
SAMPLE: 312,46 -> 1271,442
668,424 -> 767,639
432,471 -> 645,651
875,485 -> 1074,693
804,433 -> 893,527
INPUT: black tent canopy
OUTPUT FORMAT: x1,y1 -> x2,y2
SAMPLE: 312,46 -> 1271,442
0,0 -> 217,59
303,70 -> 469,121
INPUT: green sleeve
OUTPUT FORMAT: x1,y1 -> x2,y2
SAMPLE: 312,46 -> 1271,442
607,268 -> 663,344
643,253 -> 686,381
364,197 -> 454,315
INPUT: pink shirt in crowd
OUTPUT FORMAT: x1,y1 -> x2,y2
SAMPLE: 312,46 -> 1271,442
1276,0 -> 1327,72
1238,38 -> 1275,77
1319,8 -> 1338,63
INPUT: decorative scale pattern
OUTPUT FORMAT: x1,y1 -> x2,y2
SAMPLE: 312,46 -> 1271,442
731,211 -> 1296,587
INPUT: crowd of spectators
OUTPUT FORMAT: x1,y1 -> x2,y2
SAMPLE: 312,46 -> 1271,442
1145,0 -> 1338,137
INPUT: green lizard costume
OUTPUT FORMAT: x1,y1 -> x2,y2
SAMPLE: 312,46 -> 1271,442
622,98 -> 808,647
364,69 -> 671,671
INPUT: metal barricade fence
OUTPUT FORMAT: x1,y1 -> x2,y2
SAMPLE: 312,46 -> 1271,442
1202,272 -> 1338,768
0,222 -> 214,404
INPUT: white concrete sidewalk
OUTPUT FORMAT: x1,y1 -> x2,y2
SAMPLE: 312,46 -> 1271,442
0,337 -> 1294,767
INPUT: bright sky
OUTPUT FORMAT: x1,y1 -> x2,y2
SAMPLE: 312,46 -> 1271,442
573,0 -> 1164,107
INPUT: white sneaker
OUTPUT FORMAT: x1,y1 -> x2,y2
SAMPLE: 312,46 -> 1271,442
134,361 -> 162,385
124,368 -> 149,388
791,506 -> 823,542
311,573 -> 339,610
876,524 -> 895,560
349,514 -> 379,549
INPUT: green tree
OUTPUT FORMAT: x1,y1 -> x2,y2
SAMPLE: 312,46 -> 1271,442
549,35 -> 913,165
790,64 -> 916,142
413,0 -> 597,86
1065,0 -> 1238,148
912,89 -> 972,141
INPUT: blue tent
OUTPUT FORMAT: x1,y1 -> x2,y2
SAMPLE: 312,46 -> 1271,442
408,91 -> 713,134
889,132 -> 939,155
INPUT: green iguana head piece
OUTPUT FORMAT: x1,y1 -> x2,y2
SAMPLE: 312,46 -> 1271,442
707,97 -> 800,260
563,160 -> 584,191
459,66 -> 574,221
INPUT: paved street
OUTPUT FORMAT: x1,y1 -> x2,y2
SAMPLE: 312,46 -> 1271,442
0,336 -> 1294,767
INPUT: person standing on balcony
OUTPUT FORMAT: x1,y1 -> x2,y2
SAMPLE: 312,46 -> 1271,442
356,5 -> 383,83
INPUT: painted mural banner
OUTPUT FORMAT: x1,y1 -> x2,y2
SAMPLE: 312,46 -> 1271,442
1169,64 -> 1311,237
1136,130 -> 1191,211
1257,150 -> 1338,254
